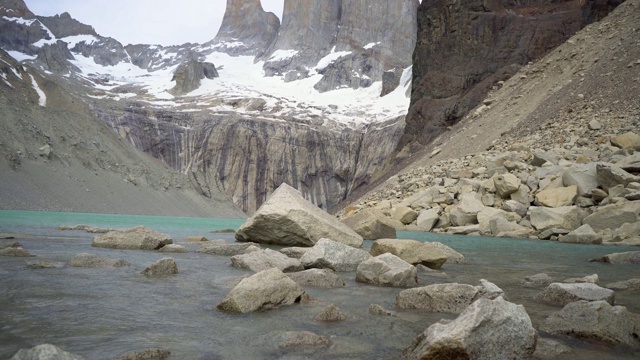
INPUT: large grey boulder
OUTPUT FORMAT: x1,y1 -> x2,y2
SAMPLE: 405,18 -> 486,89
392,206 -> 418,225
529,206 -> 582,232
474,279 -> 506,300
171,60 -> 218,95
583,201 -> 640,232
610,131 -> 640,150
449,193 -> 485,226
197,242 -> 260,256
10,344 -> 84,360
426,242 -> 465,264
477,207 -> 520,234
299,238 -> 371,271
559,224 -> 601,244
489,217 -> 531,238
217,268 -> 304,313
341,209 -> 396,239
141,258 -> 178,276
562,163 -> 598,196
396,283 -> 478,314
286,268 -> 345,288
591,251 -> 640,264
370,238 -> 448,269
231,249 -> 304,273
92,226 -> 172,250
534,283 -> 614,306
68,253 -> 131,268
540,300 -> 640,348
616,153 -> 640,172
596,163 -> 638,191
400,297 -> 537,360
236,183 -> 363,247
356,253 -> 418,287
416,208 -> 440,231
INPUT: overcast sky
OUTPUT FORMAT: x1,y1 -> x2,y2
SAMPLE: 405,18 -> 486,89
24,0 -> 285,46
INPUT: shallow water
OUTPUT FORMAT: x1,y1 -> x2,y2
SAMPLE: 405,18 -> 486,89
0,210 -> 639,359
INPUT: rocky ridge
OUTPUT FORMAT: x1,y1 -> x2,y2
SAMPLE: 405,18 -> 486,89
342,0 -> 640,245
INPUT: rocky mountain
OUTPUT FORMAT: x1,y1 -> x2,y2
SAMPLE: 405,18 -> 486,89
397,0 -> 623,153
0,0 -> 414,214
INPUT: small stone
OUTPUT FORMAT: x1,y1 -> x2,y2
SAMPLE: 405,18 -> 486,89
315,304 -> 348,322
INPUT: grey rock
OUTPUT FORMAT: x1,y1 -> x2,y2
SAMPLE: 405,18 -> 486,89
532,338 -> 573,359
400,297 -> 536,360
158,244 -> 188,253
474,279 -> 505,300
286,268 -> 345,288
449,193 -> 485,226
141,258 -> 178,276
315,303 -> 347,322
590,251 -> 640,264
370,238 -> 448,269
559,224 -> 602,244
416,208 -> 440,232
534,283 -> 614,306
596,163 -> 638,191
535,186 -> 578,208
10,344 -> 84,360
489,217 -> 531,238
616,153 -> 640,172
27,260 -> 65,269
299,238 -> 372,272
501,199 -> 529,217
537,228 -> 570,240
583,201 -> 640,232
369,304 -> 395,316
540,300 -> 640,348
231,248 -> 304,273
217,268 -> 304,313
92,226 -> 172,250
68,253 -> 130,268
197,242 -> 260,256
280,247 -> 310,259
356,253 -> 418,287
236,183 -> 363,247
605,278 -> 640,291
494,173 -> 521,198
171,60 -> 218,95
35,41 -> 77,74
610,132 -> 640,150
562,163 -> 598,196
112,348 -> 171,360
397,283 -> 478,314
341,209 -> 396,239
588,119 -> 602,130
392,206 -> 418,225
258,330 -> 331,349
529,206 -> 582,232
0,247 -> 34,257
564,274 -> 599,284
522,273 -> 553,288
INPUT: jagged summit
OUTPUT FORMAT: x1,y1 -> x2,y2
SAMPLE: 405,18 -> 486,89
210,0 -> 280,56
0,0 -> 34,18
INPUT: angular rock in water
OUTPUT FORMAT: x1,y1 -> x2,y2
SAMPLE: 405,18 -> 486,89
10,344 -> 84,360
529,206 -> 582,232
286,268 -> 345,288
92,226 -> 172,250
27,260 -> 66,269
564,274 -> 599,284
590,251 -> 640,264
235,183 -> 363,247
369,304 -> 395,316
315,304 -> 347,322
68,253 -> 131,268
158,244 -> 188,253
534,283 -> 614,306
217,268 -> 304,313
0,247 -> 34,257
532,338 -> 573,360
341,209 -> 396,239
141,258 -> 178,276
396,283 -> 478,314
370,238 -> 448,269
112,348 -> 171,360
184,236 -> 209,242
474,279 -> 505,300
522,273 -> 553,288
605,278 -> 640,291
231,248 -> 304,273
559,224 -> 602,244
400,297 -> 536,360
197,242 -> 260,256
540,300 -> 640,348
258,330 -> 331,349
279,246 -> 310,259
299,238 -> 371,272
356,253 -> 418,287
583,201 -> 640,232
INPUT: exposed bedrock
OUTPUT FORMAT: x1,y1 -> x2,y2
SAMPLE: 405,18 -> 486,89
95,105 -> 405,213
398,0 -> 620,151
262,0 -> 418,93
211,0 -> 280,56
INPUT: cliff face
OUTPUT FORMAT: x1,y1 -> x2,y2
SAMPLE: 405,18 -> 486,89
211,0 -> 280,56
398,0 -> 621,151
262,0 -> 418,93
94,105 -> 404,213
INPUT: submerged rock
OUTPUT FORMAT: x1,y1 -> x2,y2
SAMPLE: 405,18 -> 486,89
590,251 -> 640,264
10,344 -> 84,360
258,330 -> 331,349
534,283 -> 614,306
0,247 -> 34,257
231,248 -> 304,273
236,183 -> 363,247
299,238 -> 371,272
68,253 -> 130,268
400,297 -> 536,360
112,348 -> 171,360
315,304 -> 348,322
141,258 -> 178,276
540,300 -> 640,348
522,273 -> 553,288
92,226 -> 172,250
605,278 -> 640,291
356,253 -> 418,287
27,260 -> 66,269
158,244 -> 188,253
286,268 -> 345,288
197,242 -> 260,256
217,268 -> 304,313
396,283 -> 478,314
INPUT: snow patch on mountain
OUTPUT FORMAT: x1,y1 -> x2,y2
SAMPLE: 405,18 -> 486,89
315,47 -> 352,72
29,74 -> 46,106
